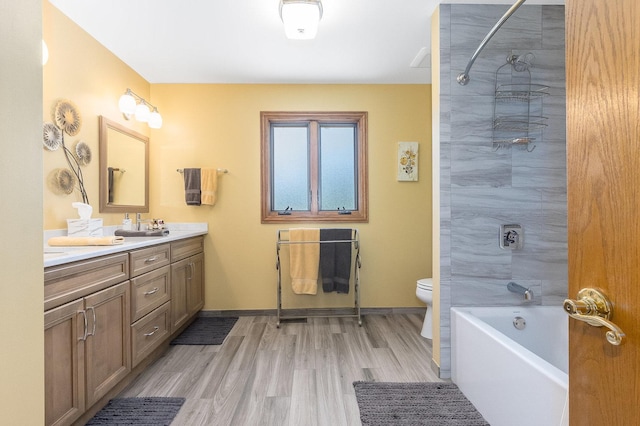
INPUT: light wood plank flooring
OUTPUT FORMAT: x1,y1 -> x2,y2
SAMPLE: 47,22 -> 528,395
119,314 -> 442,426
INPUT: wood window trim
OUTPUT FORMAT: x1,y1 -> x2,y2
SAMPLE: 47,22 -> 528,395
260,111 -> 369,224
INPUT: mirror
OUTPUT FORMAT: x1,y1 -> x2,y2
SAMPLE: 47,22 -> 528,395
99,116 -> 149,213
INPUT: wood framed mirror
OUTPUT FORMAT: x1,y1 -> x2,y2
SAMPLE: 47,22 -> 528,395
98,116 -> 149,213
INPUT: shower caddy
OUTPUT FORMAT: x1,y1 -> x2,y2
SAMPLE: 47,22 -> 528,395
275,228 -> 362,328
492,53 -> 549,152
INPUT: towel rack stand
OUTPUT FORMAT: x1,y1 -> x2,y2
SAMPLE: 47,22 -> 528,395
275,228 -> 362,328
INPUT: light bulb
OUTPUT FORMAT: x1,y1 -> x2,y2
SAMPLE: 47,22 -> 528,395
118,91 -> 136,115
148,109 -> 163,129
135,102 -> 150,122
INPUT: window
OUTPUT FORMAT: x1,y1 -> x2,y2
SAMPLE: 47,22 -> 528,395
261,111 -> 368,223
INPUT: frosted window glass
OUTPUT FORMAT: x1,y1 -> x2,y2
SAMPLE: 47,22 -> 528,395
319,125 -> 356,210
272,126 -> 309,210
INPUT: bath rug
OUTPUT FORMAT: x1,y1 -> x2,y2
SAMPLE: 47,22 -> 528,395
170,316 -> 238,345
353,381 -> 489,426
85,397 -> 185,425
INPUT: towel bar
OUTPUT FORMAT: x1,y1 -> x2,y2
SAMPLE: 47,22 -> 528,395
177,168 -> 228,174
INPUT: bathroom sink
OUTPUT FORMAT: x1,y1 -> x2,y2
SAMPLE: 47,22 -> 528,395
43,246 -> 85,258
44,248 -> 68,255
44,249 -> 70,260
114,229 -> 169,237
44,251 -> 66,258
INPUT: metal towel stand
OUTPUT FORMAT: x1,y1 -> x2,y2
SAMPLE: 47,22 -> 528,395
275,229 -> 362,328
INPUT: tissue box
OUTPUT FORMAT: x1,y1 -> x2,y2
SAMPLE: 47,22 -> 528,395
67,218 -> 104,237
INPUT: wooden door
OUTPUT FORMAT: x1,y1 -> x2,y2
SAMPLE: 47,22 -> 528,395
84,281 -> 131,407
44,299 -> 85,426
566,0 -> 640,423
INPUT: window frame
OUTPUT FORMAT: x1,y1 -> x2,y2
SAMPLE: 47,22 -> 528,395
260,111 -> 368,223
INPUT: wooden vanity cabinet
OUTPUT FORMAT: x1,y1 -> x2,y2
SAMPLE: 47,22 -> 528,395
170,237 -> 204,333
45,235 -> 205,425
44,254 -> 131,426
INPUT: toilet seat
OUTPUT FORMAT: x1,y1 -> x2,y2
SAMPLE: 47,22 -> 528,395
417,278 -> 432,290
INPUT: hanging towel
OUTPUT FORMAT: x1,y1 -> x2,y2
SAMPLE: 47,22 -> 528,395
107,167 -> 114,203
289,228 -> 320,295
183,168 -> 201,205
201,168 -> 218,206
320,228 -> 353,293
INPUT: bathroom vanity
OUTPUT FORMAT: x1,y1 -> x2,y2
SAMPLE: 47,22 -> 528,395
43,225 -> 206,426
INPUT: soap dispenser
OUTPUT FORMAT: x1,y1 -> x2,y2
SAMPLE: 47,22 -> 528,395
122,213 -> 132,231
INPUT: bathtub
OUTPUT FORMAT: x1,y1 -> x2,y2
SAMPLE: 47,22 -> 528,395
451,306 -> 568,426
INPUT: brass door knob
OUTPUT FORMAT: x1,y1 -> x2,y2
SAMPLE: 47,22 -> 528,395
563,288 -> 625,346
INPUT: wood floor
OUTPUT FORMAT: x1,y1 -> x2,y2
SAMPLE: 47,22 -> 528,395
119,313 -> 443,426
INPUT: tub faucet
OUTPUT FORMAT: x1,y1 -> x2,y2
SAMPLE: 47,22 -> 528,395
507,281 -> 533,301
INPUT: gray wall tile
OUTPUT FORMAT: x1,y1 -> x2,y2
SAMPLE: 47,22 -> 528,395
436,4 -> 566,378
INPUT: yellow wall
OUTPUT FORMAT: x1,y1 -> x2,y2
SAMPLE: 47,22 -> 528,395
43,1 -> 149,228
1,1 -> 44,423
151,84 -> 432,309
44,2 -> 433,311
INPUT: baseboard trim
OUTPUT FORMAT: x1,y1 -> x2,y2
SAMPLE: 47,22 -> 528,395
430,357 -> 441,378
199,307 -> 425,317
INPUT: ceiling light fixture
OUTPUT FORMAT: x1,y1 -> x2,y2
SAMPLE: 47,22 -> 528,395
279,0 -> 323,40
118,89 -> 163,129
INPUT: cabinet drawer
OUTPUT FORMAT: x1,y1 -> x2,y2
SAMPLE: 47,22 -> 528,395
171,236 -> 203,262
131,302 -> 171,367
130,244 -> 170,277
45,253 -> 129,311
130,265 -> 171,322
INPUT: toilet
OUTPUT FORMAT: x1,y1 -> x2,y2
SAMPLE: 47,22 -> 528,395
416,278 -> 433,339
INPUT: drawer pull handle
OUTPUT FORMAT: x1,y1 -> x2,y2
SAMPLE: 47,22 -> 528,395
144,326 -> 160,337
78,310 -> 88,341
87,306 -> 96,337
144,287 -> 159,296
145,256 -> 159,263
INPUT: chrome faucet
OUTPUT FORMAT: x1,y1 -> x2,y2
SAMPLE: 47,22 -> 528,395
136,213 -> 153,231
507,281 -> 533,301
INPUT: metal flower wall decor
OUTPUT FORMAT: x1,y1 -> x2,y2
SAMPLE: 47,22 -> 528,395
43,99 -> 90,203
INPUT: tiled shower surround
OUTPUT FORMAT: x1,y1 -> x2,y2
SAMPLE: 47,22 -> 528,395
437,5 -> 566,378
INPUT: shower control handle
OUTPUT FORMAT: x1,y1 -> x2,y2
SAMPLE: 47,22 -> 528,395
563,288 -> 625,346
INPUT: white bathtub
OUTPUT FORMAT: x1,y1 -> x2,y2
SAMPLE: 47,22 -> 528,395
451,306 -> 568,426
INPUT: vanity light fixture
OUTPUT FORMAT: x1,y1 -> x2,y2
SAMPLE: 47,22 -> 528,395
118,88 -> 163,129
279,0 -> 323,40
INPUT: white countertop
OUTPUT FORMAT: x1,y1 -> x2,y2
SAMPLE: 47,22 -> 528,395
44,223 -> 208,268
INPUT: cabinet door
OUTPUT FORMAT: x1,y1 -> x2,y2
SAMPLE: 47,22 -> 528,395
84,281 -> 131,407
171,253 -> 204,333
170,257 -> 190,333
186,252 -> 204,316
45,298 -> 85,426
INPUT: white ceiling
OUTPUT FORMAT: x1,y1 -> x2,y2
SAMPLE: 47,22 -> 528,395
48,0 -> 564,85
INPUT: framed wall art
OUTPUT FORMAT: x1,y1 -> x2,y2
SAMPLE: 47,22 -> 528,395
397,141 -> 418,181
